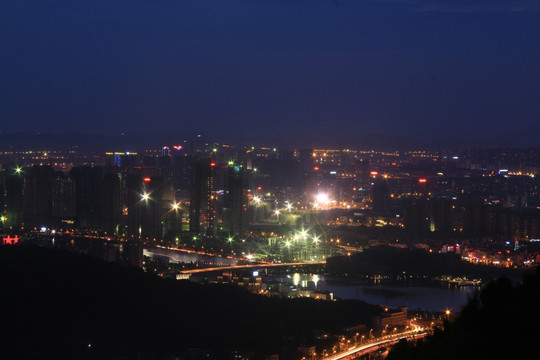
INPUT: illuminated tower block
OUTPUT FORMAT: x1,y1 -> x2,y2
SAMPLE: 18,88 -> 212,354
189,157 -> 216,237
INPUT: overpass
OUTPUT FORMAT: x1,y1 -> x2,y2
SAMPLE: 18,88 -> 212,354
180,261 -> 326,274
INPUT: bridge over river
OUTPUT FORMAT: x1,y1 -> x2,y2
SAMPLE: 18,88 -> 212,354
179,261 -> 326,274
144,246 -> 325,274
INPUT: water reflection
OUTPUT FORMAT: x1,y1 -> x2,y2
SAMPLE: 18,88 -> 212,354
288,273 -> 321,287
144,246 -> 238,266
279,272 -> 477,312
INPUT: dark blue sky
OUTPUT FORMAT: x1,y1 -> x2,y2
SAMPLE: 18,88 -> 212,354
1,0 -> 539,146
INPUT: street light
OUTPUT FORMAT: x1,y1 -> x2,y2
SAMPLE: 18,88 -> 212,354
445,309 -> 452,319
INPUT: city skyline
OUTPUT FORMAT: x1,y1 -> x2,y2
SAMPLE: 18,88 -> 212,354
2,2 -> 540,359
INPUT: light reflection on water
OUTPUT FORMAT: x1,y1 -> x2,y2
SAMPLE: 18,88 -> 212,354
144,247 -> 238,266
283,273 -> 478,312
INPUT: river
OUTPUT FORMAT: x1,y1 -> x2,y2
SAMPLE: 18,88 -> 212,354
269,273 -> 478,312
144,247 -> 478,312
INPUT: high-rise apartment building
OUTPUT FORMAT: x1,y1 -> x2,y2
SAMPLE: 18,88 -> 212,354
189,157 -> 216,237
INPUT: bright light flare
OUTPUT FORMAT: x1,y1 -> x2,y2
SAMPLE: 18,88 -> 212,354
141,193 -> 150,201
274,210 -> 280,216
253,196 -> 261,204
315,193 -> 329,204
171,203 -> 179,210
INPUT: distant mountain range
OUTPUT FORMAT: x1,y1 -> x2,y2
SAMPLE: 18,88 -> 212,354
0,131 -> 536,152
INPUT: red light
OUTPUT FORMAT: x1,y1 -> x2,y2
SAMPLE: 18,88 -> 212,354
314,166 -> 319,171
143,177 -> 151,182
391,162 -> 397,166
210,162 -> 216,167
257,186 -> 262,191
418,178 -> 427,183
2,235 -> 19,245
370,171 -> 378,176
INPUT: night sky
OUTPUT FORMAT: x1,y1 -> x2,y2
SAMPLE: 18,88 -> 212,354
1,0 -> 540,146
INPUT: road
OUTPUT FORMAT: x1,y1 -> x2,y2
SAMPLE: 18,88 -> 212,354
324,325 -> 430,360
180,261 -> 326,274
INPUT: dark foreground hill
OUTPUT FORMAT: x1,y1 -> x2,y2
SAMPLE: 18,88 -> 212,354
0,246 -> 380,360
387,266 -> 540,360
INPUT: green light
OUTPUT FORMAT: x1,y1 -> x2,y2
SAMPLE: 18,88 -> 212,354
227,237 -> 233,243
15,167 -> 22,174
228,160 -> 234,166
212,148 -> 218,153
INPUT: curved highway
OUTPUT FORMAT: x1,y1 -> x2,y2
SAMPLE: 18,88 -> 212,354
325,325 -> 430,360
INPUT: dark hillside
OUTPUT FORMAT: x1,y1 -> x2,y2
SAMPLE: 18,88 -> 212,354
0,246 -> 380,359
387,267 -> 540,360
